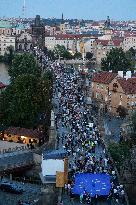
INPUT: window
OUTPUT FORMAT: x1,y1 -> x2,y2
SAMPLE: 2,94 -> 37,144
96,92 -> 99,98
127,95 -> 130,99
33,139 -> 37,143
97,84 -> 99,89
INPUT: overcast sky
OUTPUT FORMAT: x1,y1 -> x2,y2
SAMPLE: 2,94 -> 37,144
1,0 -> 136,20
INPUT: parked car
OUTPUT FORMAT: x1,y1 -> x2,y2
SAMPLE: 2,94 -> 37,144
0,182 -> 23,194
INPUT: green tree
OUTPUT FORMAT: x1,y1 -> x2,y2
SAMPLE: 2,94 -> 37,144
0,73 -> 52,128
116,105 -> 128,119
0,46 -> 15,65
8,53 -> 41,81
108,142 -> 130,168
125,50 -> 135,69
74,52 -> 82,59
53,45 -> 73,60
43,46 -> 48,55
131,111 -> 136,134
48,50 -> 55,60
86,52 -> 93,60
101,48 -> 134,72
129,47 -> 136,57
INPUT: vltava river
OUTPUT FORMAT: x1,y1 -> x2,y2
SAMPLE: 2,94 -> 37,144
0,63 -> 10,85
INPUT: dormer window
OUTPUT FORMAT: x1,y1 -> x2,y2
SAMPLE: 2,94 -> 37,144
113,83 -> 118,92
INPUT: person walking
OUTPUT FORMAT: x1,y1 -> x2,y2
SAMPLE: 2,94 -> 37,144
80,193 -> 84,204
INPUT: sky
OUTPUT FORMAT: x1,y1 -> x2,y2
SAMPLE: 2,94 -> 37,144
0,0 -> 136,20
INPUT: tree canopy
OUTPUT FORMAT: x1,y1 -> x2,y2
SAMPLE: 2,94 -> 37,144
8,53 -> 41,81
53,45 -> 73,60
74,52 -> 82,59
0,53 -> 53,129
131,111 -> 136,134
0,73 -> 52,128
116,105 -> 128,119
108,142 -> 130,168
86,52 -> 93,60
101,48 -> 135,72
0,45 -> 15,65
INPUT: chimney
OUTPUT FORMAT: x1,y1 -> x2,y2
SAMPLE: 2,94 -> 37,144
125,71 -> 131,80
118,71 -> 123,78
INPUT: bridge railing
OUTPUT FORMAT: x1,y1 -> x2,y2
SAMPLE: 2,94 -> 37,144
0,145 -> 30,155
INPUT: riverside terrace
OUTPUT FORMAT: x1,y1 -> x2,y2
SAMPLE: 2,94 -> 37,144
0,150 -> 34,174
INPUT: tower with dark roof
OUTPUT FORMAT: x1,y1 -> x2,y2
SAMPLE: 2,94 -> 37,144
60,13 -> 65,34
104,16 -> 111,28
31,15 -> 45,48
61,13 -> 64,24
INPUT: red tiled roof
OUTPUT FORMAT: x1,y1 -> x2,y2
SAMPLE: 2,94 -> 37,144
124,32 -> 136,38
49,34 -> 94,40
92,72 -> 118,84
0,82 -> 6,89
117,77 -> 136,94
55,34 -> 82,40
96,39 -> 123,46
91,22 -> 100,26
4,127 -> 43,139
96,39 -> 109,46
112,39 -> 123,46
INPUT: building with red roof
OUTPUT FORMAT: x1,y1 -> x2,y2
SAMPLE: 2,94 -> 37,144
93,39 -> 123,65
109,77 -> 136,114
92,71 -> 136,114
45,34 -> 83,53
123,34 -> 136,51
92,72 -> 118,111
4,127 -> 45,145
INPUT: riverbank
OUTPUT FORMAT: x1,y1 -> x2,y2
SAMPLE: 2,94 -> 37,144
0,63 -> 10,85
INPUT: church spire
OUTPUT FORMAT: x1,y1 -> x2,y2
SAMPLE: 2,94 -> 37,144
61,13 -> 64,24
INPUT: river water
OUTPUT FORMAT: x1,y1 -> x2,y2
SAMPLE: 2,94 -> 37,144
0,63 -> 10,85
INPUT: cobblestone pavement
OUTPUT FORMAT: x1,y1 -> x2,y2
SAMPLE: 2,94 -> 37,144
104,115 -> 124,144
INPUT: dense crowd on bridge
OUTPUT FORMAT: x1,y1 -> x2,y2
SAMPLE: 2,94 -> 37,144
50,63 -> 126,205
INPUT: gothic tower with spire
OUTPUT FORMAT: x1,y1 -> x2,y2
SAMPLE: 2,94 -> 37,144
60,13 -> 65,34
31,15 -> 45,49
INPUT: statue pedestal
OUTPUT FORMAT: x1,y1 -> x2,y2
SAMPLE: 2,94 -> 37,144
49,110 -> 57,149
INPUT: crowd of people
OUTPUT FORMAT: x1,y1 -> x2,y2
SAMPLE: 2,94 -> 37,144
51,63 -> 126,205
